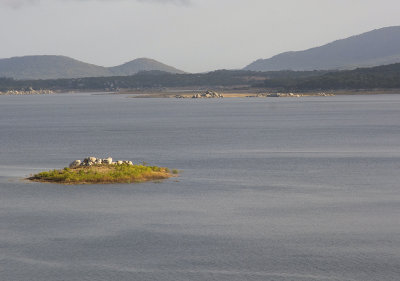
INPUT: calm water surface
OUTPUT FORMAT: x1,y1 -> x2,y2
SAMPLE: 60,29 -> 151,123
0,93 -> 399,281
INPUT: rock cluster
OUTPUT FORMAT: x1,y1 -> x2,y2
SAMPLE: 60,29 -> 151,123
256,92 -> 334,98
256,93 -> 301,97
192,90 -> 223,98
0,88 -> 54,95
69,157 -> 133,168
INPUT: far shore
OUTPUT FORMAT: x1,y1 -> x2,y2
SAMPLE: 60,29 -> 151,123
118,88 -> 400,98
0,89 -> 55,95
2,88 -> 400,97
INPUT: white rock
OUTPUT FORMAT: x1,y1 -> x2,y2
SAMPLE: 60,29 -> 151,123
103,157 -> 113,165
69,160 -> 81,168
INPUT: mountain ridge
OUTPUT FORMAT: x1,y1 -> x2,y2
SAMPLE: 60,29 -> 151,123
0,55 -> 185,80
244,26 -> 400,71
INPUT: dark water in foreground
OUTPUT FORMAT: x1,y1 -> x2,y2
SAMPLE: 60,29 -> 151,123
0,93 -> 400,281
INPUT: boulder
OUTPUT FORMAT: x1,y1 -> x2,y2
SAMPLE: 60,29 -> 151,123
88,156 -> 97,163
103,157 -> 113,165
69,160 -> 81,168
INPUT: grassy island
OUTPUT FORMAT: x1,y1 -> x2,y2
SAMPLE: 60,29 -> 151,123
28,162 -> 177,185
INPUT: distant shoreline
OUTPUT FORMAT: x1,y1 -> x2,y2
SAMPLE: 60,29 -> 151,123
119,88 -> 400,98
1,88 -> 400,97
0,89 -> 55,95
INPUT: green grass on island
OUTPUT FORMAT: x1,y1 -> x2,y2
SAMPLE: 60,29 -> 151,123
28,163 -> 178,185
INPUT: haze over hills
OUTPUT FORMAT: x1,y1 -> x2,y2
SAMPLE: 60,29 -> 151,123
0,56 -> 185,80
244,26 -> 400,72
2,26 -> 400,79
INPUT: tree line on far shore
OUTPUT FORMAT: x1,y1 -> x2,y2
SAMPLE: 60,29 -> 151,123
1,63 -> 400,92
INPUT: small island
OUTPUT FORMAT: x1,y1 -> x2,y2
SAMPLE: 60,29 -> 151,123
28,157 -> 177,185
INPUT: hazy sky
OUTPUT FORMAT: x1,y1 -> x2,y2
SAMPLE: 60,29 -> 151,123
0,0 -> 399,72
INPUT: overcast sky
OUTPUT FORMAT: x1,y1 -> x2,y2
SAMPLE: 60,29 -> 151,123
0,0 -> 399,72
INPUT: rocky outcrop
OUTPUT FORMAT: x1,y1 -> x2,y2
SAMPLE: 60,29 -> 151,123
69,156 -> 134,168
255,92 -> 333,97
192,90 -> 223,99
0,88 -> 54,95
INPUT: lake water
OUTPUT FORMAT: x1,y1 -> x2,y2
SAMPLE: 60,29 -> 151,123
1,93 -> 399,281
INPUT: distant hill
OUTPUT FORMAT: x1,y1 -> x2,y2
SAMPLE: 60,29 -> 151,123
0,55 -> 184,80
0,56 -> 111,80
110,58 -> 185,76
263,63 -> 400,90
244,26 -> 400,71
